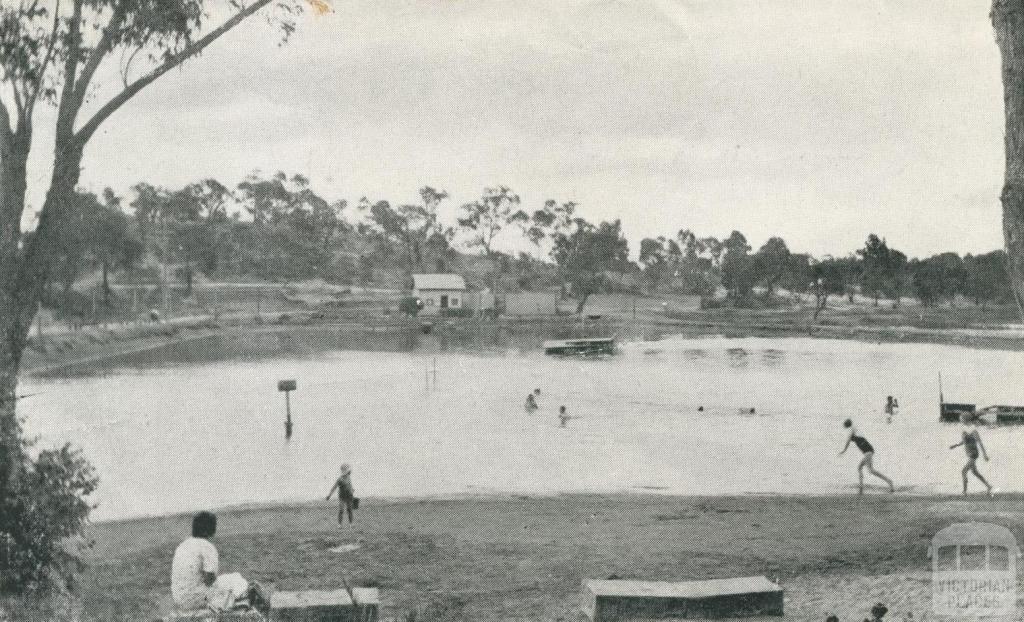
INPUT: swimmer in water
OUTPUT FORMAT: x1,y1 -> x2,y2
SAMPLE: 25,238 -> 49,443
884,396 -> 899,424
559,405 -> 571,427
839,419 -> 895,495
950,414 -> 993,496
525,393 -> 538,412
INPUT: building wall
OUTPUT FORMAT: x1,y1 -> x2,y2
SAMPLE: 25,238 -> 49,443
415,288 -> 465,316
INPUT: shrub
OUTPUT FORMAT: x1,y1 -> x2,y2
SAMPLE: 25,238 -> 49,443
398,296 -> 423,317
0,441 -> 98,594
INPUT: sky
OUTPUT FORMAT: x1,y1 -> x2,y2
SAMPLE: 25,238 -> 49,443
24,0 -> 1007,259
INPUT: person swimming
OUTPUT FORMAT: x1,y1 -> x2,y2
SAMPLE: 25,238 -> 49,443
950,414 -> 993,496
884,396 -> 899,423
559,405 -> 572,427
839,419 -> 895,494
525,393 -> 538,412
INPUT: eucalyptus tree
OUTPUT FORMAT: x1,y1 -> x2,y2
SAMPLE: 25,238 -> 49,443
0,0 -> 314,590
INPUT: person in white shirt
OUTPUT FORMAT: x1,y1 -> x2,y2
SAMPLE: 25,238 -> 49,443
171,511 -> 266,612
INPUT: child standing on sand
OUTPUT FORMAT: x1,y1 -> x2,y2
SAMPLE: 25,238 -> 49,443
326,463 -> 357,525
839,419 -> 895,495
950,415 -> 994,496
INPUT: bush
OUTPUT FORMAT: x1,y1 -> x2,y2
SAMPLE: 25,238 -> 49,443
398,296 -> 423,317
0,441 -> 98,594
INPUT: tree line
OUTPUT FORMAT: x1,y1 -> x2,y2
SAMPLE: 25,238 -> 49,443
54,175 -> 1013,322
637,231 -> 1011,317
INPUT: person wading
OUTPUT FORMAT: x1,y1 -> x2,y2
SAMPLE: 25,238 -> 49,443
950,414 -> 994,497
839,419 -> 895,495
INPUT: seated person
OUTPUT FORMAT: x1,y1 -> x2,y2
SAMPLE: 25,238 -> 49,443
171,511 -> 267,613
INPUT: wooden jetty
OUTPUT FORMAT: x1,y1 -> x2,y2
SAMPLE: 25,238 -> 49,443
543,337 -> 616,356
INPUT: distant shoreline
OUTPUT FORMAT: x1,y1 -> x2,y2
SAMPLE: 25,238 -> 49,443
19,308 -> 1024,378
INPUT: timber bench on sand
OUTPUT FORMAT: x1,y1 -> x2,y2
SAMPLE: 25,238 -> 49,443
161,587 -> 380,622
582,576 -> 783,622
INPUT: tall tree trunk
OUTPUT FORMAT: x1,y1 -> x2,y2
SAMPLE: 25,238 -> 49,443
993,0 -> 1024,322
102,261 -> 111,305
0,138 -> 83,491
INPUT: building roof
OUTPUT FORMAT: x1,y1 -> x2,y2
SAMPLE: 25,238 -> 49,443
412,274 -> 466,290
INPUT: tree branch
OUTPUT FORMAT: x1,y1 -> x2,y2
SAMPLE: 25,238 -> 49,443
69,3 -> 125,116
27,0 -> 64,110
74,0 -> 275,146
55,0 -> 84,138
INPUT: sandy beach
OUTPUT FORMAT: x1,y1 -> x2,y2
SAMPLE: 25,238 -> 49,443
62,493 -> 1024,622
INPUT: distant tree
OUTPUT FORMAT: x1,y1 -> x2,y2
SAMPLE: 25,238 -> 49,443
809,257 -> 847,320
782,253 -> 812,302
721,231 -> 754,301
457,186 -> 523,257
638,237 -> 669,293
236,172 -> 342,280
47,190 -> 142,307
886,249 -> 911,308
552,219 -> 630,313
857,234 -> 891,306
963,251 -> 1011,309
911,253 -> 966,307
752,237 -> 791,301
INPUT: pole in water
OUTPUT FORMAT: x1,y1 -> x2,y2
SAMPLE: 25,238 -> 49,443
278,379 -> 297,439
432,357 -> 438,389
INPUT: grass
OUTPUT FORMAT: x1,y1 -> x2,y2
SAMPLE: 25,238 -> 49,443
30,493 -> 1024,621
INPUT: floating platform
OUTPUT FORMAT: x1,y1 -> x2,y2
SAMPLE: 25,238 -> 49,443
581,576 -> 783,622
940,402 -> 977,423
940,402 -> 1024,424
979,405 -> 1024,424
543,337 -> 616,356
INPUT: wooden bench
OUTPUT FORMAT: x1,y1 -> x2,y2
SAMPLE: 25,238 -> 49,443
582,576 -> 783,622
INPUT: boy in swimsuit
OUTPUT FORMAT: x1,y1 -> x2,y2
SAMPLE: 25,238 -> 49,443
950,414 -> 993,496
326,463 -> 357,525
840,419 -> 895,494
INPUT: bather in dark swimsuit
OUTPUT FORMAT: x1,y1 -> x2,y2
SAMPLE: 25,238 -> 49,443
850,432 -> 874,454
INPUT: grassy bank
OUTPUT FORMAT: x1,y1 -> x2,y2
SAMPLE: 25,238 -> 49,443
32,493 -> 1019,621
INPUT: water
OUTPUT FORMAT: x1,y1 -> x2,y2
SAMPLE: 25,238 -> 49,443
19,335 -> 1024,521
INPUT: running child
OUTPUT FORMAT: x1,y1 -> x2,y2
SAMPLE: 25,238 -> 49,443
839,419 -> 895,494
950,414 -> 993,496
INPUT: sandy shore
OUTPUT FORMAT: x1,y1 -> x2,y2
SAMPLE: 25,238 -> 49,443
68,493 -> 1024,622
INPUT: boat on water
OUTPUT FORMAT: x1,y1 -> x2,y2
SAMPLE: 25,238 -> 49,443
542,337 -> 616,357
938,373 -> 1024,424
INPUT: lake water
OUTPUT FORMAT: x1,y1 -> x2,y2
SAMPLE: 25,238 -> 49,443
19,334 -> 1024,521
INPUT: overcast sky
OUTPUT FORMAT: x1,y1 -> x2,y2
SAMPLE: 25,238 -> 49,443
28,0 -> 1005,259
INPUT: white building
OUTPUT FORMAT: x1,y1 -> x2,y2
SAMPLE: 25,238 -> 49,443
412,274 -> 467,316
